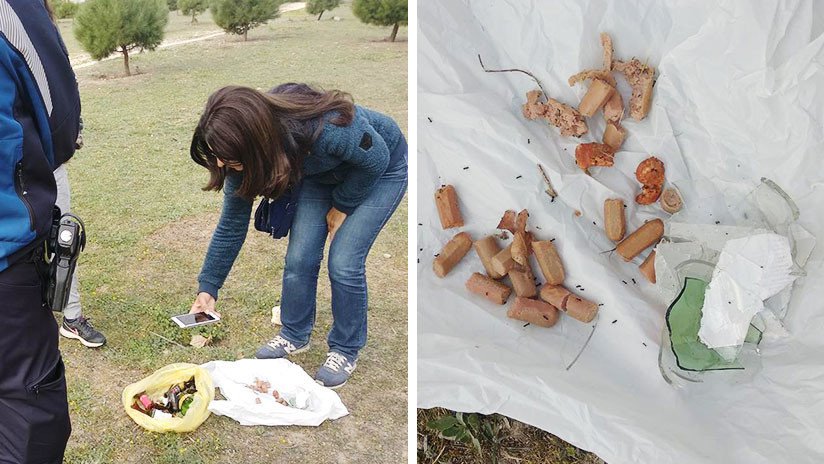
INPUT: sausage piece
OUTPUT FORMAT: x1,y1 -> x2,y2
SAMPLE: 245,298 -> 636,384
491,244 -> 519,277
433,232 -> 473,277
538,284 -> 598,323
532,240 -> 565,285
435,185 -> 464,229
604,198 -> 626,242
578,79 -> 615,117
508,297 -> 559,328
639,250 -> 656,283
615,219 -> 664,261
511,232 -> 530,267
466,273 -> 512,305
509,267 -> 537,298
602,121 -> 626,150
473,236 -> 504,279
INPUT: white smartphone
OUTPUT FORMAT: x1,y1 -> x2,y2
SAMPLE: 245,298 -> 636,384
171,312 -> 220,328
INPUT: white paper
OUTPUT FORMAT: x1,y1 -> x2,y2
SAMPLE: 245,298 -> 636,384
418,1 -> 824,463
202,359 -> 348,427
699,234 -> 795,353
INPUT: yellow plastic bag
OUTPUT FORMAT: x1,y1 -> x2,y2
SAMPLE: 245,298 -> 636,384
122,363 -> 214,433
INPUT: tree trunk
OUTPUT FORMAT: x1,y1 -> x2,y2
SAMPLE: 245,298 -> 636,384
122,45 -> 131,76
244,29 -> 248,41
389,22 -> 399,42
191,11 -> 198,24
317,11 -> 324,20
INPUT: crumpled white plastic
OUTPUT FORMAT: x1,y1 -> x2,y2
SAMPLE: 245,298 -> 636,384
201,359 -> 348,426
418,1 -> 824,463
699,234 -> 796,354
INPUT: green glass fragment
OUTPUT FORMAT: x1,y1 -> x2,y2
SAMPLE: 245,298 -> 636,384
666,277 -> 744,371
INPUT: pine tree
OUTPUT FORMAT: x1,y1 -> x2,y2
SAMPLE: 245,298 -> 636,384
306,0 -> 340,21
352,0 -> 407,42
178,0 -> 208,24
75,0 -> 169,76
53,0 -> 80,19
211,0 -> 281,41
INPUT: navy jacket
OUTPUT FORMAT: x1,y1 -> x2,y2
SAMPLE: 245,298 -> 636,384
0,0 -> 81,271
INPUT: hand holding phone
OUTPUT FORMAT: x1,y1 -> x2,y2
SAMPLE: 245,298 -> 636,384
173,292 -> 222,328
190,292 -> 220,318
171,311 -> 220,328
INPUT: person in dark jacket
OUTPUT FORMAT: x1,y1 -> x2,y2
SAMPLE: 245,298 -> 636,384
0,0 -> 81,461
189,84 -> 407,389
41,1 -> 107,349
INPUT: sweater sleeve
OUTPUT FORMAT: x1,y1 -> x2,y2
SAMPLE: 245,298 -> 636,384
319,114 -> 391,215
197,174 -> 253,299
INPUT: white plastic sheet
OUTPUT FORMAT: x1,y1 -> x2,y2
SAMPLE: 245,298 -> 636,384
417,1 -> 824,462
202,359 -> 348,426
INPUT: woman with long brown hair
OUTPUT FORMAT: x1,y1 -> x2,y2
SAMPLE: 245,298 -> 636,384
189,83 -> 407,388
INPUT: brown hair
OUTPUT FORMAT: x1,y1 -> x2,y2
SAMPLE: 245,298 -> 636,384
190,84 -> 355,200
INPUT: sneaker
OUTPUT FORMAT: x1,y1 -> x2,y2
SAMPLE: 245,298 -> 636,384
60,316 -> 106,348
255,335 -> 309,359
314,351 -> 357,389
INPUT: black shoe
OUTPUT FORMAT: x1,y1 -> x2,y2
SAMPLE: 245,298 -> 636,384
60,316 -> 106,348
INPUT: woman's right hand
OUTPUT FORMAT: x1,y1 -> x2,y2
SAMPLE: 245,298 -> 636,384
190,292 -> 221,319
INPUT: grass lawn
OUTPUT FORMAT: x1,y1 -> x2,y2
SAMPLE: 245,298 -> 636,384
60,5 -> 408,463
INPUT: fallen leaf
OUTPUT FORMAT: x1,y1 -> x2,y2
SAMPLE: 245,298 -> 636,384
189,334 -> 212,348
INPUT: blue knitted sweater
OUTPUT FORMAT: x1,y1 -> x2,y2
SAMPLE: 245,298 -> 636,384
197,105 -> 403,299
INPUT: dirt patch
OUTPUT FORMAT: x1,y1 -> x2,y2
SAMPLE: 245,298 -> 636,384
147,212 -> 219,247
126,213 -> 219,297
72,32 -> 225,70
280,2 -> 307,13
141,212 -> 283,263
418,408 -> 605,464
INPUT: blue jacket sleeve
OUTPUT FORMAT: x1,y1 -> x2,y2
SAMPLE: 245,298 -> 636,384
318,114 -> 391,215
197,174 -> 253,299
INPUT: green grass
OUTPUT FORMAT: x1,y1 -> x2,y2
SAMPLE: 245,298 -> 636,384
59,5 -> 407,463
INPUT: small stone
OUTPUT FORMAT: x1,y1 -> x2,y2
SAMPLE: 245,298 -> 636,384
383,253 -> 392,258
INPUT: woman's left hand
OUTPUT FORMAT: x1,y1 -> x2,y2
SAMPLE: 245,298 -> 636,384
327,207 -> 348,241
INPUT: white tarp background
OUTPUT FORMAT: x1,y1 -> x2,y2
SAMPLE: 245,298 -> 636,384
416,1 -> 824,462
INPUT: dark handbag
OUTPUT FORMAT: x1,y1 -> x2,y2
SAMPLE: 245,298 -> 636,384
254,182 -> 302,239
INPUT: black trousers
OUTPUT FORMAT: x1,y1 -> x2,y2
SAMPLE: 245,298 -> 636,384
0,254 -> 71,464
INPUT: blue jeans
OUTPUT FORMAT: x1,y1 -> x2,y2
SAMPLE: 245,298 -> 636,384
279,142 -> 407,358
